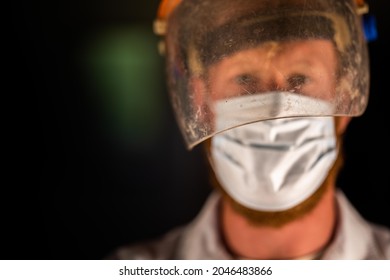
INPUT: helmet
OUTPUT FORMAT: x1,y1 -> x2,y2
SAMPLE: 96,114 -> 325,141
154,0 -> 370,149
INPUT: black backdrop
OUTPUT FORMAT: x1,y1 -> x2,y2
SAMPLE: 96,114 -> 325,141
6,0 -> 389,260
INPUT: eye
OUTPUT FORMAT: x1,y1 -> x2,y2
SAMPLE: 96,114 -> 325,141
287,74 -> 308,91
235,74 -> 256,85
233,74 -> 259,95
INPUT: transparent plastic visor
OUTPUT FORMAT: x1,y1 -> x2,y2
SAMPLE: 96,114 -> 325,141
165,0 -> 369,149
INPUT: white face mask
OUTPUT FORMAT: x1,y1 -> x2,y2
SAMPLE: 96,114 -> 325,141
210,97 -> 337,211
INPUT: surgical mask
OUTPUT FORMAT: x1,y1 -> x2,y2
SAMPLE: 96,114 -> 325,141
210,95 -> 337,211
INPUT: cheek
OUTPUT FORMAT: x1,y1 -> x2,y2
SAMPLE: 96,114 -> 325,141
318,52 -> 339,99
208,59 -> 245,101
312,74 -> 337,100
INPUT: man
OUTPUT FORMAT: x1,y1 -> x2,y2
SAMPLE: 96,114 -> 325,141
109,0 -> 390,259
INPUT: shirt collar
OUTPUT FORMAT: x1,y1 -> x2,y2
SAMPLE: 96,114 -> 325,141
177,190 -> 378,259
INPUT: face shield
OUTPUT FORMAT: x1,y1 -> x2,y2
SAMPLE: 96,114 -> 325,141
158,0 -> 369,149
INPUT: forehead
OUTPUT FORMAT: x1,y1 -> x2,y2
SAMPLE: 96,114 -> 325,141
208,40 -> 337,68
171,5 -> 341,75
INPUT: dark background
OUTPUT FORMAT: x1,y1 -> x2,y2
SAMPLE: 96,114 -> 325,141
6,0 -> 389,260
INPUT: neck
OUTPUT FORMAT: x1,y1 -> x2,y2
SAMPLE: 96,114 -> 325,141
220,185 -> 337,260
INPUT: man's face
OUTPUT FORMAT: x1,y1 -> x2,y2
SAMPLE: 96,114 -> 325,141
206,39 -> 338,102
200,40 -> 342,225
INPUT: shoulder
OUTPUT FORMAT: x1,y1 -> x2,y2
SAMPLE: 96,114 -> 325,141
369,222 -> 390,259
328,190 -> 390,259
106,226 -> 186,260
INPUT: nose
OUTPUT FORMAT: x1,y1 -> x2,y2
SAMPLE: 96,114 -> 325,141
259,68 -> 289,92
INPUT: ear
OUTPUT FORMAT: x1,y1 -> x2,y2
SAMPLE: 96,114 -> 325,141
334,116 -> 351,135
